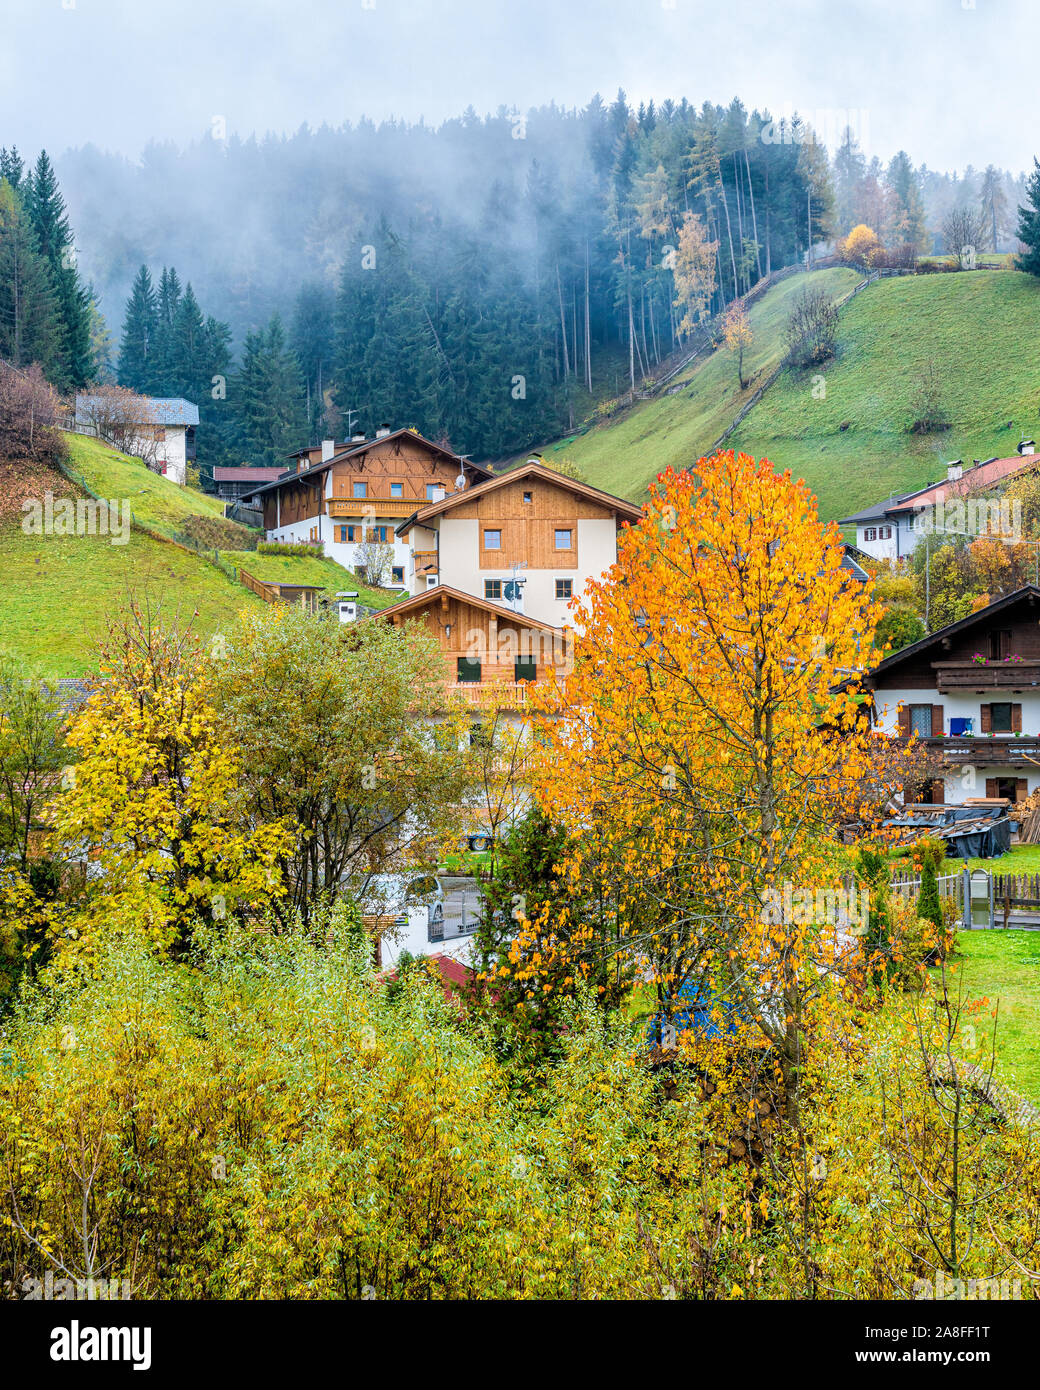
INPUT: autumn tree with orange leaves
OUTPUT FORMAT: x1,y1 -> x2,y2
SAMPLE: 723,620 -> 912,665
524,450 -> 890,1127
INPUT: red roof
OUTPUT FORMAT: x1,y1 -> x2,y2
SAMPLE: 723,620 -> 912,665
213,466 -> 285,482
381,952 -> 473,1002
889,455 -> 1040,513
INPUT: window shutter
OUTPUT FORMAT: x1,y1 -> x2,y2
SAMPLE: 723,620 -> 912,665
986,778 -> 998,798
1012,703 -> 1023,733
981,704 -> 992,733
897,705 -> 910,737
1017,779 -> 1028,800
931,705 -> 944,737
931,779 -> 945,804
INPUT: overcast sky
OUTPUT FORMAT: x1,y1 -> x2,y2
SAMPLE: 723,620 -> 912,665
1,0 -> 1035,172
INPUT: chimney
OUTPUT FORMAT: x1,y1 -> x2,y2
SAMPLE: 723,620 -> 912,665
946,460 -> 963,481
431,485 -> 446,502
1019,439 -> 1035,455
375,423 -> 392,439
351,432 -> 366,443
321,439 -> 335,462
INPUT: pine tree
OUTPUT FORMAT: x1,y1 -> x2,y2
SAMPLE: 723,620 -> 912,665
1016,158 -> 1040,277
150,266 -> 183,392
234,314 -> 307,466
0,147 -> 24,191
25,151 -> 93,388
118,265 -> 157,391
0,180 -> 63,377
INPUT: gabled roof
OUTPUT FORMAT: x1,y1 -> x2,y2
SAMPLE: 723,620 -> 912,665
840,455 -> 1040,527
867,585 -> 1040,682
374,583 -> 564,635
241,428 -> 493,502
75,395 -> 199,426
395,460 -> 643,536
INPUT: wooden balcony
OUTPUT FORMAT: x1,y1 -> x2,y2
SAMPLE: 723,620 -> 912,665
449,682 -> 530,707
932,659 -> 1040,692
327,498 -> 418,518
910,733 -> 1040,765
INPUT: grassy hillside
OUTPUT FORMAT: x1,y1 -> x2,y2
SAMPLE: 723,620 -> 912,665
728,268 -> 1040,522
222,550 -> 401,610
62,434 -> 252,545
0,477 -> 266,680
545,266 -> 1040,526
543,267 -> 861,500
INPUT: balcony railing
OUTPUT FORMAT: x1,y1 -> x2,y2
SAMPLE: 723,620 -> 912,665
908,732 -> 1040,763
449,682 -> 530,707
413,550 -> 438,574
327,498 -> 419,518
932,659 -> 1040,692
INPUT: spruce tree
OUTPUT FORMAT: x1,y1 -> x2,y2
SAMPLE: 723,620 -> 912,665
234,314 -> 307,466
118,265 -> 157,391
25,151 -> 93,388
150,266 -> 183,392
0,146 -> 24,191
1016,157 -> 1040,276
0,180 -> 64,378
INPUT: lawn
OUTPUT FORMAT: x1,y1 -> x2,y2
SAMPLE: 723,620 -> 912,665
729,267 -> 1040,523
0,505 -> 265,679
943,927 -> 1040,1104
221,550 -> 402,610
542,267 -> 861,502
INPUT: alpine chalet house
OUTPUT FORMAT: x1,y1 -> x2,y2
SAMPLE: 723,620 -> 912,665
841,450 -> 1040,563
865,586 -> 1040,804
241,427 -> 494,587
395,459 -> 643,626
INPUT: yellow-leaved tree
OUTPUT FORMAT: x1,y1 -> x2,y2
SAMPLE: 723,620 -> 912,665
54,603 -> 291,957
526,450 -> 887,1126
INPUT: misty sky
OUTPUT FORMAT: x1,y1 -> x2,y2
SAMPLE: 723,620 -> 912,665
1,0 -> 1036,172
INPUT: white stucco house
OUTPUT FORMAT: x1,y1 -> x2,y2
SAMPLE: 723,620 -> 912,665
75,395 -> 199,486
841,451 -> 1040,563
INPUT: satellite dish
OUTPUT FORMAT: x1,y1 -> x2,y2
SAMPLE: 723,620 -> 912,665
455,473 -> 467,489
503,580 -> 520,601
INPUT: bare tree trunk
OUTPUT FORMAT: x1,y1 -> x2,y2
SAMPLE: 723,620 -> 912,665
744,146 -> 763,280
585,239 -> 592,391
556,261 -> 570,380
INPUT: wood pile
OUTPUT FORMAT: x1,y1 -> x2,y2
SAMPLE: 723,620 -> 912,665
1016,796 -> 1040,844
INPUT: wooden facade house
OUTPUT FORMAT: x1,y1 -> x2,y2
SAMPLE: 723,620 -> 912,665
241,428 -> 493,588
865,585 -> 1040,804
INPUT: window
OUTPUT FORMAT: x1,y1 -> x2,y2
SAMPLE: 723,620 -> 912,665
523,491 -> 532,503
554,528 -> 573,550
555,578 -> 572,600
879,525 -> 892,539
346,524 -> 359,542
366,526 -> 388,543
390,482 -> 403,498
391,566 -> 404,584
338,525 -> 348,543
485,580 -> 503,600
991,702 -> 1013,733
515,656 -> 537,682
352,481 -> 367,499
457,657 -> 482,684
863,527 -> 877,542
909,704 -> 933,738
989,629 -> 1012,660
483,529 -> 502,550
